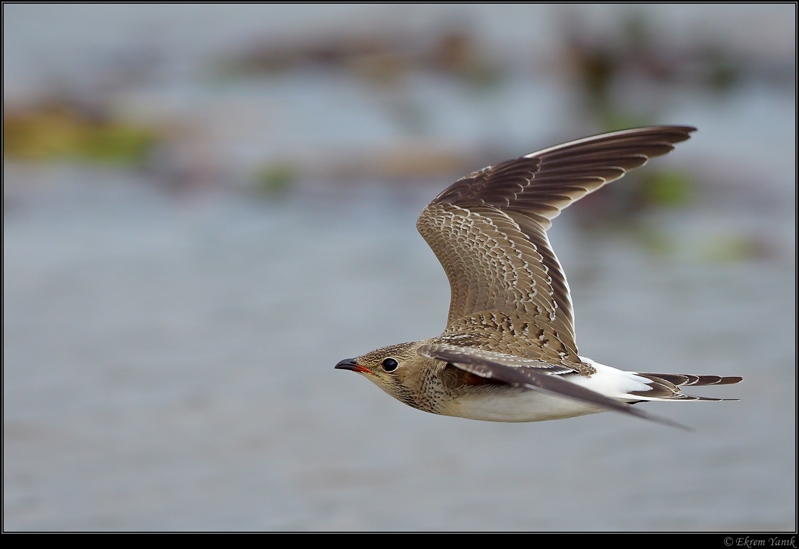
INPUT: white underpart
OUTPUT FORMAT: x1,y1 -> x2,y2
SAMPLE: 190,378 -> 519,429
448,387 -> 608,422
445,356 -> 667,423
571,356 -> 655,401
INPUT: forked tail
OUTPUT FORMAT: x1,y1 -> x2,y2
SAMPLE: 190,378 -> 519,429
630,373 -> 743,401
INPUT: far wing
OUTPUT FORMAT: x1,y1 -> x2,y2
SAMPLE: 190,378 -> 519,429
417,126 -> 696,353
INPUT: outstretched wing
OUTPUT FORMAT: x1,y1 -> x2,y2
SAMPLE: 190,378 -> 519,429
418,343 -> 690,430
416,126 -> 696,359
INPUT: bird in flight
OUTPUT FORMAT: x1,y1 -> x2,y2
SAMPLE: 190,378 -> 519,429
336,126 -> 741,429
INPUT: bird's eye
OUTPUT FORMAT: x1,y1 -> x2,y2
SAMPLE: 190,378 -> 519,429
381,358 -> 399,372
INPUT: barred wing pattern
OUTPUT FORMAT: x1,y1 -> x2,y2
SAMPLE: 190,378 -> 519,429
416,126 -> 696,365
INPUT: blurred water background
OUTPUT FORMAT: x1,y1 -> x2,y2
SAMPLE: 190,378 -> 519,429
3,4 -> 796,531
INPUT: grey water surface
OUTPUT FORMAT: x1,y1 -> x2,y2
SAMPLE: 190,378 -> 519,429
4,172 -> 795,531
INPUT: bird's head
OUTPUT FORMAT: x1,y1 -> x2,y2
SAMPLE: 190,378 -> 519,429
335,341 -> 437,410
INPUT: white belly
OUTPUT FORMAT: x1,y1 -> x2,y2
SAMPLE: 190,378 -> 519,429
443,387 -> 607,423
438,358 -> 654,423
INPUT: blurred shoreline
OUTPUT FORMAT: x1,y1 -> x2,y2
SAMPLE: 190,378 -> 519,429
4,5 -> 795,202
